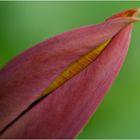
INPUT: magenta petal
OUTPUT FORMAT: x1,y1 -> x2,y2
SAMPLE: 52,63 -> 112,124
0,24 -> 132,138
0,9 -> 139,138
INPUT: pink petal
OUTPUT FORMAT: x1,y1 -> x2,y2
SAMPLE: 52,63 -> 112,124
0,9 -> 139,138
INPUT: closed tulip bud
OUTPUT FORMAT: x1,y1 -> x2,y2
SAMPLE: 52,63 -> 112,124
0,8 -> 140,138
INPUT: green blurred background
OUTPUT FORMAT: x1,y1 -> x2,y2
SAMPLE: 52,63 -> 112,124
0,1 -> 140,139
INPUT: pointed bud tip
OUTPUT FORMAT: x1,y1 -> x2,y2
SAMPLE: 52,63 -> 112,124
107,8 -> 140,22
126,8 -> 140,22
132,8 -> 140,16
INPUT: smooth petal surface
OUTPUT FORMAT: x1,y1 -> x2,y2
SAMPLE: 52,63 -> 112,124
0,9 -> 139,138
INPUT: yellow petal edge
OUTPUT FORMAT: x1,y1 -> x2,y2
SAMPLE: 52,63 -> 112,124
36,39 -> 111,101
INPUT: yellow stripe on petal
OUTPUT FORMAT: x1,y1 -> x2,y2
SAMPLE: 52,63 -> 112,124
36,39 -> 111,101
